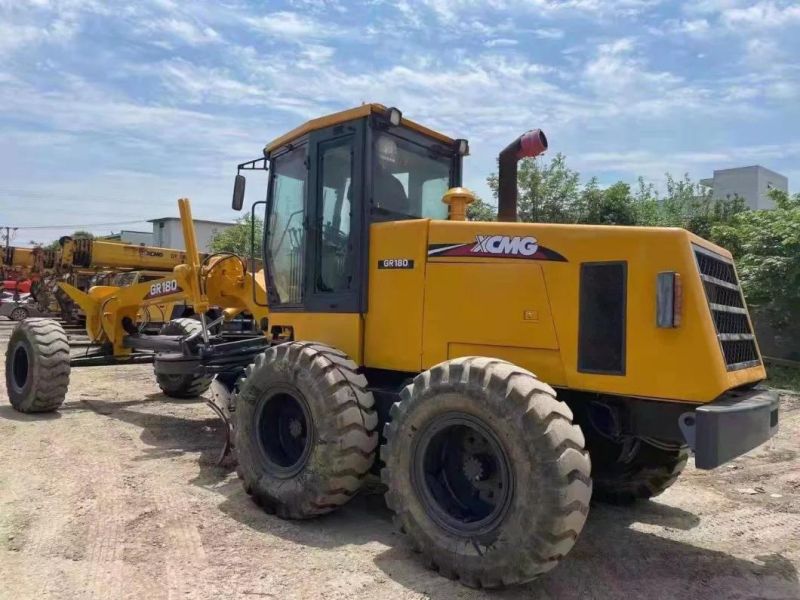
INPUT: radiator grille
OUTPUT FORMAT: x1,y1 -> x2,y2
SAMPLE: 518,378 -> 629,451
693,245 -> 760,371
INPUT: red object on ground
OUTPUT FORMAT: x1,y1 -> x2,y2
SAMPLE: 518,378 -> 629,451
3,279 -> 31,293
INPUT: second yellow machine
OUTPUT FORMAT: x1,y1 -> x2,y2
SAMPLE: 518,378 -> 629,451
5,104 -> 778,588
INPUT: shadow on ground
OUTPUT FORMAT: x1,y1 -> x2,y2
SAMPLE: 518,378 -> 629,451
74,394 -> 232,485
0,405 -> 62,421
46,395 -> 800,600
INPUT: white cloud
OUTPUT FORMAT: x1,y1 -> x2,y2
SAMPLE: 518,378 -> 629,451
154,60 -> 267,105
584,37 -> 684,98
667,18 -> 711,36
722,1 -> 800,28
300,44 -> 335,62
533,27 -> 564,39
745,38 -> 781,63
246,11 -> 329,39
0,18 -> 78,52
485,38 -> 518,47
580,142 -> 800,174
145,18 -> 221,46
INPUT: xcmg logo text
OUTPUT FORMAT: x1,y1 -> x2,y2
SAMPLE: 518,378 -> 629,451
472,235 -> 539,256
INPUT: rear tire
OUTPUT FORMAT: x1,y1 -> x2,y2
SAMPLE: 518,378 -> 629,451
5,318 -> 70,413
234,342 -> 378,519
381,357 -> 592,588
154,318 -> 211,398
587,435 -> 689,504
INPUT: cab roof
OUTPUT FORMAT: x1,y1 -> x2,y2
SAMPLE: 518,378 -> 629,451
265,103 -> 456,153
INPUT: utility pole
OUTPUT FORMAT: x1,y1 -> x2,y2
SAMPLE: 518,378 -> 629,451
2,226 -> 9,261
1,226 -> 9,283
2,226 -> 18,276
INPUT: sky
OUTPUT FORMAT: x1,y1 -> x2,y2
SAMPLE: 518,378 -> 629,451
1,0 -> 799,245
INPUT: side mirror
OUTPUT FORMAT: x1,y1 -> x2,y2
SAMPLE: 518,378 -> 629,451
232,174 -> 246,211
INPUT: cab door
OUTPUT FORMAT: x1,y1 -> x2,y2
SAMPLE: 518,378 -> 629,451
265,119 -> 367,362
304,119 -> 366,313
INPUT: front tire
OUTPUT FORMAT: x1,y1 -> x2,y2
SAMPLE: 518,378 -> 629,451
381,357 -> 592,588
234,342 -> 378,519
5,318 -> 70,413
154,318 -> 212,398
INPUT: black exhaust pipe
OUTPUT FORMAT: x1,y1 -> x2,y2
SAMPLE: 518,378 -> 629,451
497,129 -> 548,222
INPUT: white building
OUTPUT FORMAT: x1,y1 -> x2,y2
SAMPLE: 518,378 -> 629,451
700,165 -> 788,210
148,217 -> 234,252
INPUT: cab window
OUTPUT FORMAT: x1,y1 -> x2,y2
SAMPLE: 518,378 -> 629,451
372,132 -> 451,220
316,138 -> 354,293
267,144 -> 307,304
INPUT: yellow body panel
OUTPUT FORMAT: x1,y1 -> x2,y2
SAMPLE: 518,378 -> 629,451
421,261 -> 561,370
364,220 -> 430,372
270,313 -> 363,364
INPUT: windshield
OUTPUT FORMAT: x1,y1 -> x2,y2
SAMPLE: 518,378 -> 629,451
113,272 -> 138,286
373,132 -> 452,220
267,144 -> 307,304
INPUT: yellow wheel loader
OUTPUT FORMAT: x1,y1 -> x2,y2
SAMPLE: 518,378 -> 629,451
4,104 -> 778,588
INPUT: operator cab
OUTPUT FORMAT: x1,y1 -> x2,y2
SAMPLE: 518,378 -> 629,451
232,104 -> 468,313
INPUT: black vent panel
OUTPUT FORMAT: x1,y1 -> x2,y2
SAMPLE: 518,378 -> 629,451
578,262 -> 627,375
693,245 -> 760,371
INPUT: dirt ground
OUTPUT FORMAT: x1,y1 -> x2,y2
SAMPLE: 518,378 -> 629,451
0,318 -> 799,600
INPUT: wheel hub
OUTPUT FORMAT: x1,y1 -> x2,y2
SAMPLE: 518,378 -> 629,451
288,418 -> 303,438
462,453 -> 494,482
256,389 -> 314,478
11,345 -> 30,391
412,413 -> 513,536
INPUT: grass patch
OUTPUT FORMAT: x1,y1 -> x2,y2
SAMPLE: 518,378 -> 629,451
766,364 -> 800,392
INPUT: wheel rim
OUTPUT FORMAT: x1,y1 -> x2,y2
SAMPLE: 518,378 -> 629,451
10,308 -> 27,321
412,412 -> 514,536
256,388 -> 314,478
11,344 -> 30,392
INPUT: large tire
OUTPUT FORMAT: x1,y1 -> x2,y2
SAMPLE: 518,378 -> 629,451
382,357 -> 592,588
587,434 -> 689,504
5,318 -> 70,413
234,342 -> 378,519
154,318 -> 211,398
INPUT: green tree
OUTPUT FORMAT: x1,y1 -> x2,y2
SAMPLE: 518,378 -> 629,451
208,215 -> 263,257
466,196 -> 497,221
582,180 -> 638,226
632,177 -> 661,226
487,153 -> 581,223
711,189 -> 800,324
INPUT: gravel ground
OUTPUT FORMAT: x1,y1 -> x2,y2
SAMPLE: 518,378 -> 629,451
0,317 -> 798,600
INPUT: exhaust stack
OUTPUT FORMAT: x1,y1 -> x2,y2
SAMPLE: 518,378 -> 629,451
497,129 -> 548,222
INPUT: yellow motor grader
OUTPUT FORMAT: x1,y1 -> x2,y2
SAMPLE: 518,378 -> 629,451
4,104 -> 778,588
